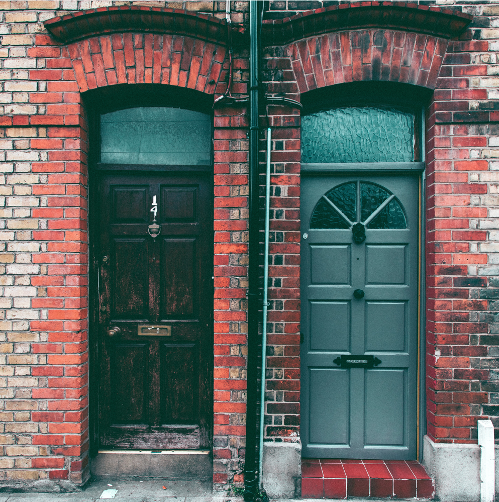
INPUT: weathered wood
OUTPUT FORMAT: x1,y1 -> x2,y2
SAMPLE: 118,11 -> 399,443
96,170 -> 213,450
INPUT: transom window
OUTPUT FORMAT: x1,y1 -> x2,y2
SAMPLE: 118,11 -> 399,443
100,107 -> 211,165
301,107 -> 415,164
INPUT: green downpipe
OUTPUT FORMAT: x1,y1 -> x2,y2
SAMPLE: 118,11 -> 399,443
244,1 -> 264,501
258,127 -> 272,487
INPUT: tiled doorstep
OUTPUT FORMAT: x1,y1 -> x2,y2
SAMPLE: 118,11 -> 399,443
301,460 -> 434,499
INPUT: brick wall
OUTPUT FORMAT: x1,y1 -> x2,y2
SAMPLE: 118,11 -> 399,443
2,0 -> 499,492
0,0 -> 254,489
259,1 -> 499,445
263,106 -> 301,440
424,4 -> 499,440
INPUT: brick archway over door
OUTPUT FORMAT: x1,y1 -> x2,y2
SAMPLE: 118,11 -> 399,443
287,30 -> 448,93
66,34 -> 226,93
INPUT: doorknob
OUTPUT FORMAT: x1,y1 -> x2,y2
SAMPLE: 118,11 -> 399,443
107,326 -> 121,337
353,289 -> 365,300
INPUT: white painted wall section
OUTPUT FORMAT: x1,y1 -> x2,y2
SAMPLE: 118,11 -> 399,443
479,420 -> 495,502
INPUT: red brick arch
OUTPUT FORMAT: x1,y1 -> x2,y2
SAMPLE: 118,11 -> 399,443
288,29 -> 448,94
66,33 -> 227,95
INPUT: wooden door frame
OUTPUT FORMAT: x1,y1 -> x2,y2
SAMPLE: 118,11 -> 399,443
87,101 -> 215,457
300,162 -> 426,460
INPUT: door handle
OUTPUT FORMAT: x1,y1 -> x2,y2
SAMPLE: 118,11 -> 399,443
107,326 -> 121,337
353,289 -> 365,300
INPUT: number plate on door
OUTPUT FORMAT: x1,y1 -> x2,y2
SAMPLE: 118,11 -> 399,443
138,325 -> 171,336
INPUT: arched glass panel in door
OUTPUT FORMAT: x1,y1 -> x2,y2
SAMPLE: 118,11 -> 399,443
310,181 -> 407,230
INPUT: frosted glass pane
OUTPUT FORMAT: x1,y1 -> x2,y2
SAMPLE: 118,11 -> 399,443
310,198 -> 349,229
368,199 -> 407,229
101,107 -> 211,165
301,107 -> 414,163
360,182 -> 389,222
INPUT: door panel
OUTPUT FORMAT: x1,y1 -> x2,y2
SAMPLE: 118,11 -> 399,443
111,343 -> 149,423
112,239 -> 149,318
161,238 -> 196,318
96,171 -> 212,450
310,301 -> 350,351
301,174 -> 418,459
365,302 -> 406,351
365,244 -> 407,284
365,369 -> 406,446
309,368 -> 350,445
310,245 -> 351,284
161,343 -> 198,423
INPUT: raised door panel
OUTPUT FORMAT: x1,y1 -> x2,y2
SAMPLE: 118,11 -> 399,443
161,187 -> 197,221
309,368 -> 349,446
112,239 -> 149,319
365,302 -> 407,352
161,343 -> 198,424
112,187 -> 148,223
364,369 -> 406,447
310,245 -> 351,285
310,301 -> 350,352
365,245 -> 407,285
110,342 -> 149,424
161,238 -> 197,319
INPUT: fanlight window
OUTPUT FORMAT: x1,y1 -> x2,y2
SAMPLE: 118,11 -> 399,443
311,181 -> 407,230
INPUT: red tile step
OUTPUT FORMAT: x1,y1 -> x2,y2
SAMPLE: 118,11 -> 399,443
301,459 -> 434,499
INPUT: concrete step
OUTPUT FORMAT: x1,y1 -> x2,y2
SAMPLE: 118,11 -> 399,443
91,450 -> 212,481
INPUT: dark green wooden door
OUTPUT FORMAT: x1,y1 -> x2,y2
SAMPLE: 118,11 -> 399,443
301,174 -> 419,459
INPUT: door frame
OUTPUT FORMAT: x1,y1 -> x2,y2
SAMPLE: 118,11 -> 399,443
87,100 -> 215,457
300,161 -> 426,460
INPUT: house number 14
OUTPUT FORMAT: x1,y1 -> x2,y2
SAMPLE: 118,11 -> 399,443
147,195 -> 161,240
151,195 -> 158,219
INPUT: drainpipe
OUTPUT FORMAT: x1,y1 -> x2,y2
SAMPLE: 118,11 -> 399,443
244,1 -> 266,501
258,127 -> 272,487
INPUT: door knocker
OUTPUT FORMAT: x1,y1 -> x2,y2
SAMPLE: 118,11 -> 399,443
148,195 -> 161,240
352,222 -> 366,244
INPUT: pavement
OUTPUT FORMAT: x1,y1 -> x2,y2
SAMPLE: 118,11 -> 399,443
0,478 -> 424,502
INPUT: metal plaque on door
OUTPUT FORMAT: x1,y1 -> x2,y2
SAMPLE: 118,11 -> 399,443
138,325 -> 172,336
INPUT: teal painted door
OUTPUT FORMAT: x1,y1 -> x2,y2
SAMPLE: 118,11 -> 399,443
301,174 -> 419,459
